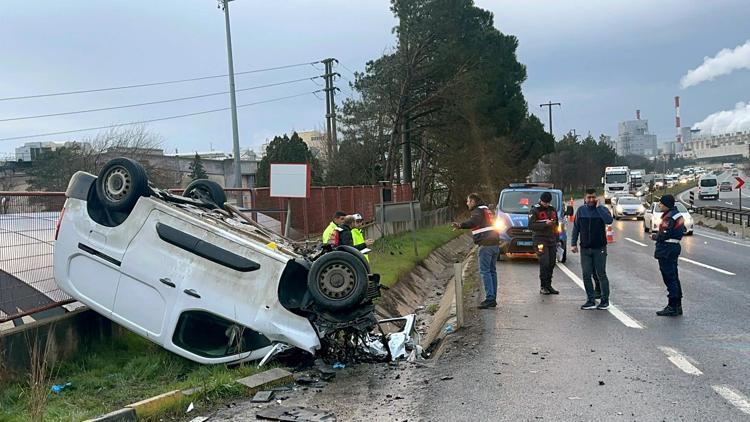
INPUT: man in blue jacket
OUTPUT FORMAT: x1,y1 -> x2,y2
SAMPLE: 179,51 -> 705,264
571,188 -> 614,310
650,194 -> 686,317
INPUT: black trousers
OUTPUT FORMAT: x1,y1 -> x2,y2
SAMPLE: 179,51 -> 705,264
538,241 -> 556,288
658,257 -> 683,305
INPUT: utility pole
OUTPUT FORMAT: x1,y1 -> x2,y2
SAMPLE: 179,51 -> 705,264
540,101 -> 561,137
218,0 -> 242,193
322,58 -> 340,160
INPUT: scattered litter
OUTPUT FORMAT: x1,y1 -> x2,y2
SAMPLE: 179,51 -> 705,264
295,376 -> 316,385
332,362 -> 346,370
531,351 -> 539,355
616,412 -> 623,416
319,371 -> 335,382
256,405 -> 335,421
440,376 -> 454,381
493,372 -> 502,375
50,382 -> 72,393
443,324 -> 455,334
252,391 -> 275,403
568,397 -> 582,400
599,381 -> 605,386
529,370 -> 539,374
188,417 -> 210,422
186,402 -> 194,413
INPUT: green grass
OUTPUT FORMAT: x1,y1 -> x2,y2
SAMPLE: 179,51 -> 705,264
0,332 -> 264,422
370,225 -> 463,288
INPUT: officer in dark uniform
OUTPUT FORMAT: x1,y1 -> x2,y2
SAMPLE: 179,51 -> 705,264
651,194 -> 686,316
529,192 -> 560,295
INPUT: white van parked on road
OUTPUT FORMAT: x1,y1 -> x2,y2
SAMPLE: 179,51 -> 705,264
698,175 -> 719,200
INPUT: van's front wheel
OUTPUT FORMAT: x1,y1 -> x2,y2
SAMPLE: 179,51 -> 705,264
95,158 -> 149,213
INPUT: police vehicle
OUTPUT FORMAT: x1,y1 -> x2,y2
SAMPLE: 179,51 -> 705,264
494,183 -> 571,263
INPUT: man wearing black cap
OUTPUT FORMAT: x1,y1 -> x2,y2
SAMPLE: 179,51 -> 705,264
651,194 -> 686,316
529,192 -> 560,295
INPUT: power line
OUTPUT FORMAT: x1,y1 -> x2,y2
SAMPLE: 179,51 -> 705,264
0,90 -> 323,142
337,62 -> 358,77
0,76 -> 321,123
0,61 -> 321,102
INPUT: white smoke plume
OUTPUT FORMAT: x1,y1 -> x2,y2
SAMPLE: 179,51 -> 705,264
693,101 -> 750,135
680,40 -> 750,89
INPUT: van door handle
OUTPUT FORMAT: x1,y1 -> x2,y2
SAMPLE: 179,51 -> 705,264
183,289 -> 201,299
159,278 -> 175,288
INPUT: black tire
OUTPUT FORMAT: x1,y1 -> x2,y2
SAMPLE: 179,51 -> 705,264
335,245 -> 371,274
95,157 -> 149,213
307,251 -> 369,311
184,179 -> 227,208
557,239 -> 567,263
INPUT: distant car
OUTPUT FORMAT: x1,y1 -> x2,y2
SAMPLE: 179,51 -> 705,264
732,170 -> 739,177
697,175 -> 719,200
643,202 -> 693,235
720,181 -> 733,192
612,196 -> 646,220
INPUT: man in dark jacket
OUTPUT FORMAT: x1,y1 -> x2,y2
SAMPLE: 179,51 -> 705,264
337,216 -> 373,251
651,194 -> 686,316
528,192 -> 560,295
452,193 -> 500,309
571,188 -> 614,310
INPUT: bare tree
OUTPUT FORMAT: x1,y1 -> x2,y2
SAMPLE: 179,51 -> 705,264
27,125 -> 181,191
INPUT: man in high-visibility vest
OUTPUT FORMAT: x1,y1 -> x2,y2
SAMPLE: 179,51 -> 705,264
452,193 -> 500,309
322,211 -> 347,244
351,213 -> 372,262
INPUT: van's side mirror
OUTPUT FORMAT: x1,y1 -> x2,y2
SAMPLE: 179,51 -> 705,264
564,205 -> 574,217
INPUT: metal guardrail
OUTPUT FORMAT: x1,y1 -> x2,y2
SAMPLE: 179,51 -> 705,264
694,206 -> 750,227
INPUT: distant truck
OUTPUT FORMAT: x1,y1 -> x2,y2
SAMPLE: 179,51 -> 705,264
630,169 -> 645,193
603,166 -> 630,204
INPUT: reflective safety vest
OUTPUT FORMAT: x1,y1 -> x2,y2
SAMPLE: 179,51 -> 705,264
352,228 -> 370,262
322,221 -> 337,244
470,206 -> 497,236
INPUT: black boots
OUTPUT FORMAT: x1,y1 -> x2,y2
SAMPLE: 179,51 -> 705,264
656,299 -> 683,316
478,299 -> 497,309
540,284 -> 559,295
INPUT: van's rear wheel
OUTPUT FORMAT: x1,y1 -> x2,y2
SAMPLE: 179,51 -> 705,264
95,158 -> 149,213
308,251 -> 368,311
184,179 -> 227,209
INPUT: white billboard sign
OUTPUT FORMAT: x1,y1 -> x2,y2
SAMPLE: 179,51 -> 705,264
270,163 -> 310,198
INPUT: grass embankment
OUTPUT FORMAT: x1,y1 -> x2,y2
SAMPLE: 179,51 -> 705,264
0,332 -> 264,422
369,225 -> 463,288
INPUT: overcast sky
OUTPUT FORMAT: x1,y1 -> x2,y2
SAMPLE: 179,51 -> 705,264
1,0 -> 749,156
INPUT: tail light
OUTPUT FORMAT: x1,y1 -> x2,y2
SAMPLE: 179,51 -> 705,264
55,208 -> 65,240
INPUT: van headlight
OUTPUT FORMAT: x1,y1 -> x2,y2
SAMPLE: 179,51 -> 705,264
494,219 -> 507,233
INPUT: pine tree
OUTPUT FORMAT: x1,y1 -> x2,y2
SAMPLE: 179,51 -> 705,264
188,153 -> 208,180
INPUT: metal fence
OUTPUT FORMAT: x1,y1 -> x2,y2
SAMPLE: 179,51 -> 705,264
0,184 -> 413,326
0,193 -> 76,328
694,206 -> 750,227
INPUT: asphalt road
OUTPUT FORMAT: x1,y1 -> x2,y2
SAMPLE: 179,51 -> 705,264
420,218 -> 750,421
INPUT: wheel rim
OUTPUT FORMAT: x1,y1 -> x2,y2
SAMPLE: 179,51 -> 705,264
103,166 -> 131,203
189,186 -> 213,203
317,261 -> 357,301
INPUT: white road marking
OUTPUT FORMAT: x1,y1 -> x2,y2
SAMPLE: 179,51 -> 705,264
694,231 -> 750,248
658,346 -> 703,376
556,263 -> 644,329
679,257 -> 736,276
625,237 -> 648,247
712,385 -> 750,416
